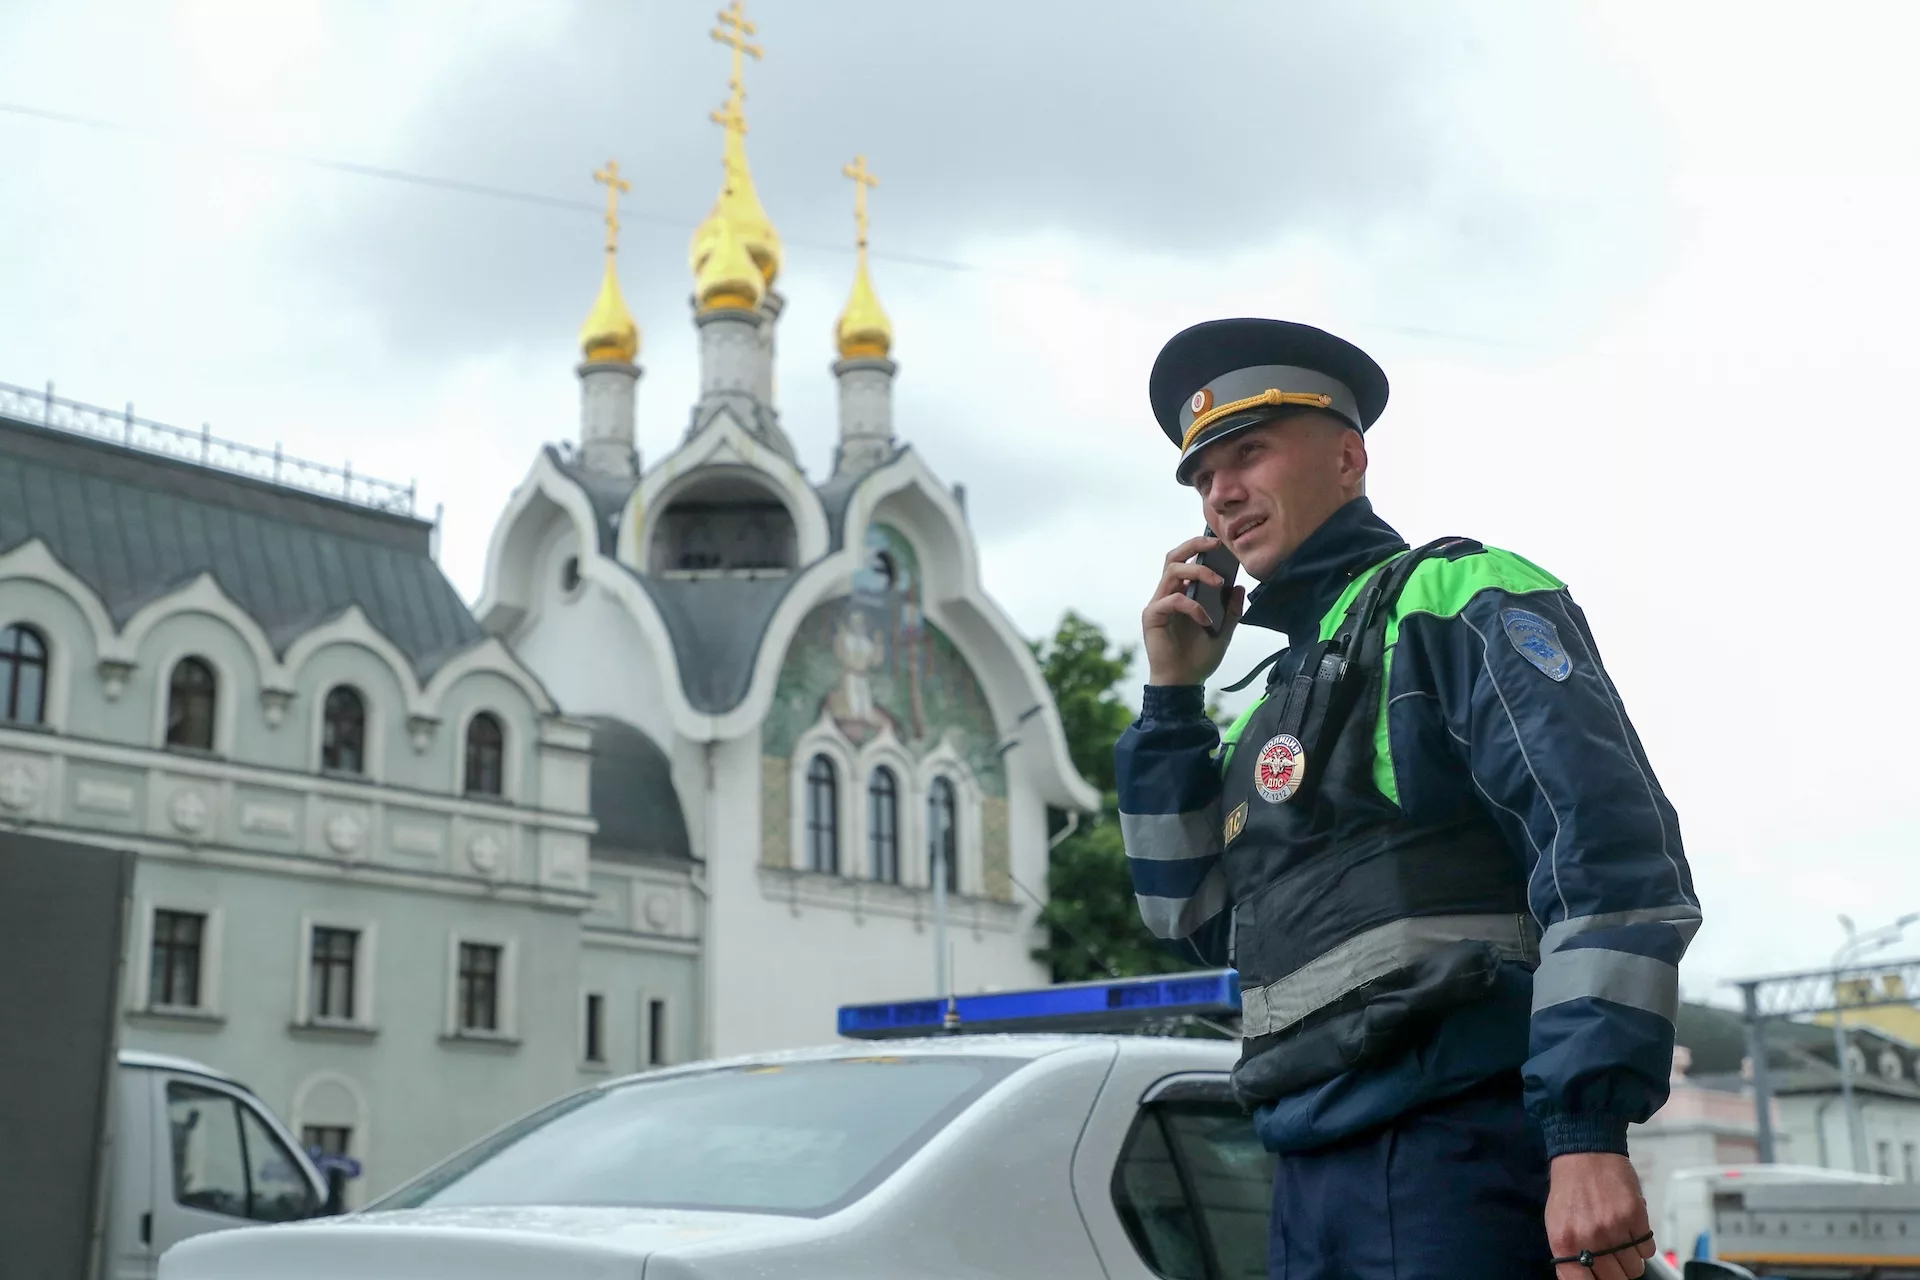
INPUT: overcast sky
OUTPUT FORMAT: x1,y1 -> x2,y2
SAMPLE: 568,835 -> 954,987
5,0 -> 1918,1002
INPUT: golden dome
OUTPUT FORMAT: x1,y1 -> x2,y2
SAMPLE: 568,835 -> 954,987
836,255 -> 892,359
689,110 -> 783,287
579,256 -> 639,363
834,154 -> 891,359
696,212 -> 765,313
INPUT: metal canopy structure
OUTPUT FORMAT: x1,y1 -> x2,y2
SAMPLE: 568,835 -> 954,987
1734,956 -> 1920,1163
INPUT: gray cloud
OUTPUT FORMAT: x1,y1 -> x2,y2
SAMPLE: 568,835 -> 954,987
296,0 -> 1670,365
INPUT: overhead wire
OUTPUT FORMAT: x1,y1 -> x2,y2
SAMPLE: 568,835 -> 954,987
0,97 -> 1519,348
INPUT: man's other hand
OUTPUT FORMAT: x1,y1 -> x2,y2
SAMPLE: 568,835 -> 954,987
1143,535 -> 1243,687
1547,1153 -> 1655,1280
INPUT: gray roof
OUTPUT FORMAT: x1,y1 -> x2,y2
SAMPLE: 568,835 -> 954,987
546,446 -> 636,556
629,570 -> 797,714
0,413 -> 484,675
583,716 -> 691,863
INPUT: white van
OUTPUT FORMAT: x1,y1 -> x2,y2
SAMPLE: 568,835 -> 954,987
102,1050 -> 333,1279
1663,1163 -> 1895,1261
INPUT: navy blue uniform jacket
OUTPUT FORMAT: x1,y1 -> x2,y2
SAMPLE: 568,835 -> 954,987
1115,499 -> 1700,1156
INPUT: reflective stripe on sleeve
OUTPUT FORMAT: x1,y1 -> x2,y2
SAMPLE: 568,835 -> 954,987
1530,946 -> 1679,1022
1539,904 -> 1702,955
1119,808 -> 1223,861
1135,865 -> 1231,941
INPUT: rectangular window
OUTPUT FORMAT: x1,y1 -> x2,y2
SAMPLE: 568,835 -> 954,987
1877,1140 -> 1894,1179
585,993 -> 605,1063
309,927 -> 359,1022
1904,1142 -> 1917,1184
150,909 -> 206,1008
458,942 -> 502,1033
647,997 -> 668,1067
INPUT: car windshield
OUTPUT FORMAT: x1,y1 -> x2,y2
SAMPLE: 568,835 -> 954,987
374,1055 -> 1024,1217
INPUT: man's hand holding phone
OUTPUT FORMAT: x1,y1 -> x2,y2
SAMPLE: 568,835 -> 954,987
1143,532 -> 1243,687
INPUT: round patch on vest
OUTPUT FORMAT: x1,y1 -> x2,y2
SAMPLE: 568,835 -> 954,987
1253,733 -> 1307,804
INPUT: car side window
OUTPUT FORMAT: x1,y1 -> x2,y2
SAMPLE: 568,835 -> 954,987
1113,1101 -> 1274,1280
167,1082 -> 315,1221
168,1083 -> 250,1218
238,1101 -> 317,1221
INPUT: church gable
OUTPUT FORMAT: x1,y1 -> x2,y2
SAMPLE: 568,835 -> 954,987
761,523 -> 1010,897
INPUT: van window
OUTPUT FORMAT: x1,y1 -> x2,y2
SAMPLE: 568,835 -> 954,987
167,1083 -> 313,1221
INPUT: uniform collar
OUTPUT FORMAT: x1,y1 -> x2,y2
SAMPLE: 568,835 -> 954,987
1240,497 -> 1408,640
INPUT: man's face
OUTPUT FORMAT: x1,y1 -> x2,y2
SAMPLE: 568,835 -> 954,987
1188,413 -> 1366,580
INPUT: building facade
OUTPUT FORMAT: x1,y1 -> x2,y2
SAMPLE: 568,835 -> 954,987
0,396 -> 699,1201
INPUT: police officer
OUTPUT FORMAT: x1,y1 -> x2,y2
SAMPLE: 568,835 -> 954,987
1117,318 -> 1700,1279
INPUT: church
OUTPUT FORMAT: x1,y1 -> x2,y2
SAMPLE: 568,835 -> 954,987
0,2 -> 1093,1203
478,4 -> 1097,1057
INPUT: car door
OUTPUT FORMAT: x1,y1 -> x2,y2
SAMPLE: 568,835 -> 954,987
1072,1055 -> 1273,1280
149,1073 -> 322,1260
106,1066 -> 162,1280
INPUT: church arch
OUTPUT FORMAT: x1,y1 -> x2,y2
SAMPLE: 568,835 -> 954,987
646,468 -> 799,576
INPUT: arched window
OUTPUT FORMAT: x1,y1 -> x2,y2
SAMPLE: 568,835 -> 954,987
805,754 -> 839,874
868,767 -> 899,884
928,776 -> 959,895
0,624 -> 48,725
166,657 -> 217,751
321,686 -> 366,774
465,713 -> 505,797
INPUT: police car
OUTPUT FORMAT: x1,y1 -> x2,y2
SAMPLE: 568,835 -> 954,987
158,973 -> 1690,1280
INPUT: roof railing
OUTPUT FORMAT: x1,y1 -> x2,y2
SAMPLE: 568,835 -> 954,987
0,379 -> 416,516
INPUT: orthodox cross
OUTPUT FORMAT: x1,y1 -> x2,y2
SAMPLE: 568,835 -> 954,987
710,0 -> 761,122
592,160 -> 631,257
842,155 -> 879,249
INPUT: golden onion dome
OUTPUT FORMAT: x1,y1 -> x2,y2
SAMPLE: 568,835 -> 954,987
696,212 -> 765,313
578,256 -> 639,363
689,123 -> 783,287
835,254 -> 892,359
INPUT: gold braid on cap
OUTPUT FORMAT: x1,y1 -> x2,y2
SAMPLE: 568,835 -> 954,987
1181,389 -> 1335,452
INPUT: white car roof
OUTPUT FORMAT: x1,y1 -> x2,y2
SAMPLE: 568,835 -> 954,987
118,1048 -> 245,1087
592,1033 -> 1236,1091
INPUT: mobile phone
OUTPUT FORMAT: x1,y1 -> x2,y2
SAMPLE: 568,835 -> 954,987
1184,528 -> 1241,636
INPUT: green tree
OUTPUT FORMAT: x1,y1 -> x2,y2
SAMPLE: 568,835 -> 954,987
1030,611 -> 1200,982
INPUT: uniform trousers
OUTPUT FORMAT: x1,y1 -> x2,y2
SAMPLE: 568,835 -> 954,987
1268,1073 -> 1553,1280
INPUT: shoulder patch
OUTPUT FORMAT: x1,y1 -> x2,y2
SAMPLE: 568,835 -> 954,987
1500,608 -> 1572,682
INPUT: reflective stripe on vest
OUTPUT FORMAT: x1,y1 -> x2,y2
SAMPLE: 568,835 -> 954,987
1238,911 -> 1541,1039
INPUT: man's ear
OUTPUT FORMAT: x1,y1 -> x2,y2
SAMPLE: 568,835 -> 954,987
1341,425 -> 1369,495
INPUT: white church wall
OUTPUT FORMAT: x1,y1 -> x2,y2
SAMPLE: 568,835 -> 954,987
510,515 -> 676,744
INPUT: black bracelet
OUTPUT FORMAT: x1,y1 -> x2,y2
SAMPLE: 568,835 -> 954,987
1551,1231 -> 1655,1268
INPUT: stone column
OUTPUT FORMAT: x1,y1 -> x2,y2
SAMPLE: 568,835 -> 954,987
756,290 -> 785,408
577,360 -> 641,478
832,355 -> 898,475
695,305 -> 764,425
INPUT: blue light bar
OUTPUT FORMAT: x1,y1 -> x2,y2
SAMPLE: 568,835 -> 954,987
837,970 -> 1240,1039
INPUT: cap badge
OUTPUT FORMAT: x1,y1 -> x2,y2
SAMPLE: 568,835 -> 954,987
1189,388 -> 1214,416
1254,733 -> 1307,804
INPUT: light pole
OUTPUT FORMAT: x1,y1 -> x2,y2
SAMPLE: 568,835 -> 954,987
1832,911 -> 1918,1172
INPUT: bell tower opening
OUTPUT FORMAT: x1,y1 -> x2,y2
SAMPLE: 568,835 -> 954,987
649,471 -> 798,576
